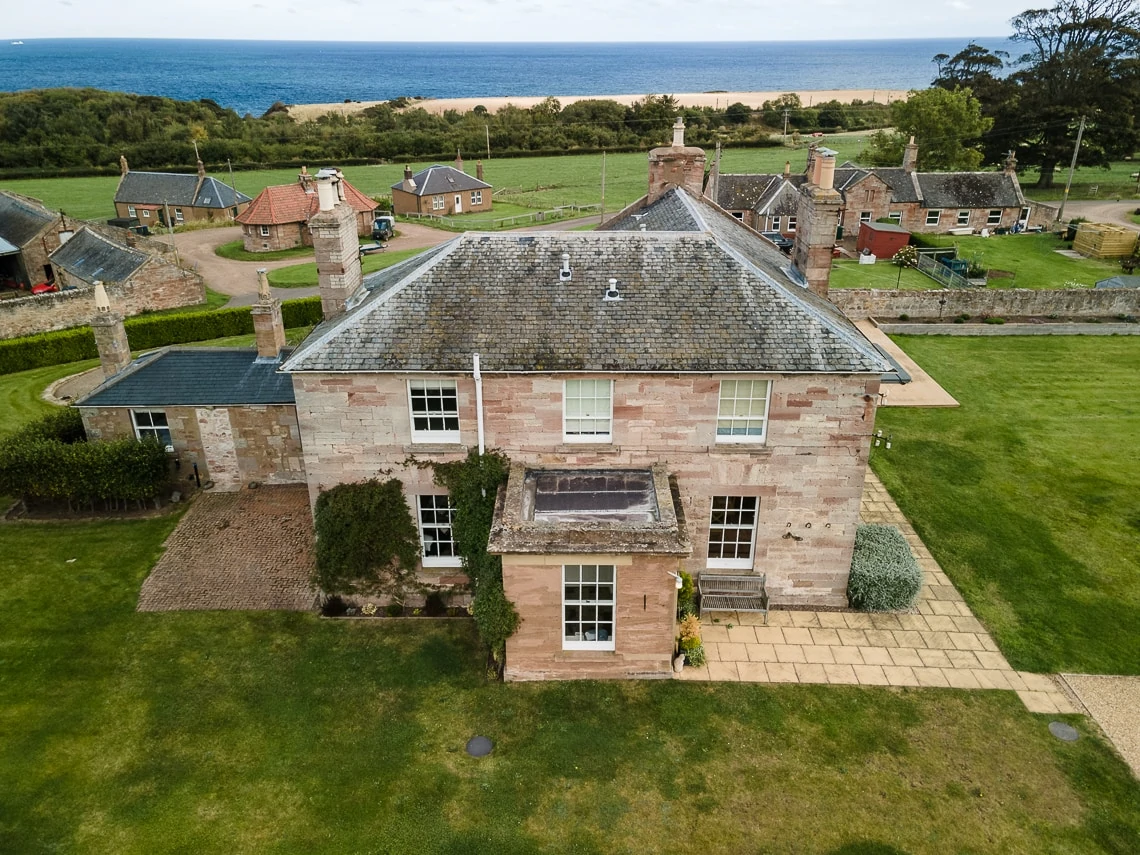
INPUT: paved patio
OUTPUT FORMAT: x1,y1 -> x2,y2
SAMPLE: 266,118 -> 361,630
679,473 -> 1080,716
138,484 -> 317,611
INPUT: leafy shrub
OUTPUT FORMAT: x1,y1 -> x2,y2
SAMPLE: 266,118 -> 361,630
386,603 -> 404,617
984,317 -> 1006,325
892,245 -> 918,268
0,327 -> 97,375
281,296 -> 322,328
676,570 -> 695,618
677,613 -> 706,665
898,313 -> 909,321
847,524 -> 923,612
312,479 -> 422,599
320,595 -> 348,617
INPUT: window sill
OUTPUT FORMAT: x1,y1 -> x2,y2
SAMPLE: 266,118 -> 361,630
709,443 -> 772,456
554,443 -> 621,454
422,558 -> 463,569
402,443 -> 468,455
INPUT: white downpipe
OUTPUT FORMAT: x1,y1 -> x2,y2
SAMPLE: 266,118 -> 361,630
473,353 -> 485,456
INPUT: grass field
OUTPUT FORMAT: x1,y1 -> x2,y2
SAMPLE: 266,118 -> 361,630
832,233 -> 1123,290
1,515 -> 1138,853
214,240 -> 315,262
0,359 -> 99,434
872,336 -> 1140,675
268,246 -> 428,287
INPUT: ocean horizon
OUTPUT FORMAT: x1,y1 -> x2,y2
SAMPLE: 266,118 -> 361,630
0,38 -> 1017,116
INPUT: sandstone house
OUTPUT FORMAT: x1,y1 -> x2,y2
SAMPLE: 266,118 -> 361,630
391,156 -> 492,217
114,156 -> 251,225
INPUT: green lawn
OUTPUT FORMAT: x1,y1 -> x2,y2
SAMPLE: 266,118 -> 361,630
872,336 -> 1140,674
214,240 -> 315,262
1022,161 -> 1140,202
268,246 -> 428,287
1,517 -> 1138,853
0,359 -> 99,434
830,259 -> 934,290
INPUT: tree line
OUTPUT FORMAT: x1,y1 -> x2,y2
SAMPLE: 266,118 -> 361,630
859,0 -> 1140,185
0,87 -> 890,176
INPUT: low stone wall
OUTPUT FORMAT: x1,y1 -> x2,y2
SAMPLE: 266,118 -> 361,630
0,263 -> 205,340
831,287 -> 1140,320
877,322 -> 1140,336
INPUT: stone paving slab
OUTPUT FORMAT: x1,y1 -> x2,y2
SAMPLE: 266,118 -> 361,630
688,472 -> 1078,717
139,485 -> 317,611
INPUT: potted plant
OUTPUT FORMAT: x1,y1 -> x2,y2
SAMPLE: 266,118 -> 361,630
677,614 -> 706,669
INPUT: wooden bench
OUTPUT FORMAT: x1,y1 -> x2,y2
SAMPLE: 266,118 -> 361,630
698,573 -> 769,625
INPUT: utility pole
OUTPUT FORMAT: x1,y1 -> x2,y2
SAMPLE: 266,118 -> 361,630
226,158 -> 239,220
1056,114 -> 1086,223
600,151 -> 606,226
485,124 -> 491,160
783,107 -> 790,145
163,201 -> 182,269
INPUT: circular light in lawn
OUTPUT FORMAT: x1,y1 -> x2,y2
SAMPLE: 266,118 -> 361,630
1048,721 -> 1079,742
466,735 -> 493,757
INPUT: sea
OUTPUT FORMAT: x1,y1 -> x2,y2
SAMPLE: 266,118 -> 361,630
0,38 -> 1017,117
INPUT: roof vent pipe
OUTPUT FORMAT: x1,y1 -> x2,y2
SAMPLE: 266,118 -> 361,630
603,278 -> 622,302
639,222 -> 647,232
559,253 -> 572,281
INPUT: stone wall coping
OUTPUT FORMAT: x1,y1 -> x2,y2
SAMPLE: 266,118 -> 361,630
877,322 -> 1140,336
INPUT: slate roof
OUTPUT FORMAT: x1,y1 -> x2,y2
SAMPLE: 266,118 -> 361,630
916,172 -> 1023,209
236,178 -> 376,226
392,165 -> 491,196
114,172 -> 252,209
78,348 -> 296,407
0,191 -> 54,247
0,235 -> 18,256
49,228 -> 148,283
283,189 -> 886,376
716,175 -> 781,211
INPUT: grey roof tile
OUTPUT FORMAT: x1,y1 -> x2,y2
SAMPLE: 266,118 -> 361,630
114,172 -> 251,208
916,172 -> 1023,209
78,348 -> 296,407
392,165 -> 491,196
284,192 -> 885,376
0,191 -> 54,247
49,228 -> 148,283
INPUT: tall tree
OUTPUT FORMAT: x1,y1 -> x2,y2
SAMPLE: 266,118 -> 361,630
859,87 -> 993,170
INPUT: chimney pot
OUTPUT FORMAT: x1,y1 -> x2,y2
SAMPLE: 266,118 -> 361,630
672,117 -> 686,148
476,160 -> 484,182
94,281 -> 110,313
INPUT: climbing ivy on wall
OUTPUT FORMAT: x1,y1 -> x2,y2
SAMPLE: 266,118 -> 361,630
429,449 -> 518,670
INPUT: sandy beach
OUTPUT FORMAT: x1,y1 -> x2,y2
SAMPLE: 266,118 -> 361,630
287,89 -> 909,121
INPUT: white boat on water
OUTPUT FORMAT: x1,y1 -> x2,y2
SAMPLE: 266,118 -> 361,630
11,41 -> 24,45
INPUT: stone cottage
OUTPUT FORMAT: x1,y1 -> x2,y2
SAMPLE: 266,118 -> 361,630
708,139 -> 1055,238
114,156 -> 252,225
0,190 -> 74,289
390,156 -> 492,217
235,167 -> 378,252
279,147 -> 887,680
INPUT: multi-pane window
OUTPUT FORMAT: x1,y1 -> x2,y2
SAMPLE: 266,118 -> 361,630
859,211 -> 872,224
127,205 -> 136,217
771,216 -> 781,231
925,210 -> 941,226
131,410 -> 171,446
987,209 -> 1002,225
417,495 -> 461,567
715,379 -> 771,443
563,564 -> 615,650
887,212 -> 902,224
141,209 -> 150,219
408,379 -> 460,443
432,195 -> 445,211
563,379 -> 612,443
707,496 -> 758,569
1019,207 -> 1030,225
259,225 -> 270,236
957,210 -> 971,226
175,207 -> 184,222
787,216 -> 797,232
471,190 -> 483,204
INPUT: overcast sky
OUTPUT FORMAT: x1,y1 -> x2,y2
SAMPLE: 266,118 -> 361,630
3,0 -> 1033,41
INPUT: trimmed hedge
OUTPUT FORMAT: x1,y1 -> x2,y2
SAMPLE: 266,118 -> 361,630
847,524 -> 924,612
0,296 -> 323,375
0,408 -> 169,507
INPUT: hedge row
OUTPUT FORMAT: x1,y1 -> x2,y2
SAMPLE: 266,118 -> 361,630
0,408 -> 169,506
0,296 -> 322,375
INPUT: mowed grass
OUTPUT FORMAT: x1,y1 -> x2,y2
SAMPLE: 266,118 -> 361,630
0,136 -> 870,222
872,336 -> 1140,674
2,519 -> 1139,853
830,259 -> 934,290
0,359 -> 99,433
267,246 -> 428,287
214,240 -> 315,262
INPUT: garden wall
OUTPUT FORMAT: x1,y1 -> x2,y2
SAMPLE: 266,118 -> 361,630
877,322 -> 1140,336
831,288 -> 1140,320
0,265 -> 205,340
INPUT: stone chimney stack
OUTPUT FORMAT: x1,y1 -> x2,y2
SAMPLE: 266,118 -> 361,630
902,136 -> 919,174
783,160 -> 791,180
298,165 -> 314,191
476,160 -> 484,183
401,166 -> 417,193
90,282 -> 132,379
1004,150 -> 1018,176
119,154 -> 129,176
309,168 -> 363,319
251,268 -> 286,359
792,147 -> 842,300
455,150 -> 465,173
647,117 -> 706,204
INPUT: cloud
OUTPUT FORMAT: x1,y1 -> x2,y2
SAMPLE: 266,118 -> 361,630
948,0 -> 971,8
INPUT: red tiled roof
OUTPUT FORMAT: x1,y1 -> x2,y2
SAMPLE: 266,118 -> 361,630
236,177 -> 378,226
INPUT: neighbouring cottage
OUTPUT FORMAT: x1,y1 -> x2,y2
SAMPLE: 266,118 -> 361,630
279,140 -> 887,681
707,139 -> 1056,238
113,156 -> 252,226
0,190 -> 76,289
235,167 -> 378,252
390,155 -> 492,217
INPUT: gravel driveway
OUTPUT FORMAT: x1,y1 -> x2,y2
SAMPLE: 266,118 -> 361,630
1061,674 -> 1140,778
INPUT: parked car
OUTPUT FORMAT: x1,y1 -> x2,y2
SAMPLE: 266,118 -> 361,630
759,231 -> 794,253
